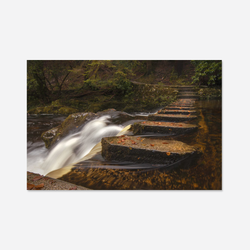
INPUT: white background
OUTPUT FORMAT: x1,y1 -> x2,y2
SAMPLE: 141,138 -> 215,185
1,1 -> 250,250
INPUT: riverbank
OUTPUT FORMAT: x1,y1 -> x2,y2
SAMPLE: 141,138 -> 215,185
27,171 -> 90,190
28,83 -> 178,115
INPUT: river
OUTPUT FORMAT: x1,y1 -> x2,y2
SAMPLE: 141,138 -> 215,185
27,99 -> 222,190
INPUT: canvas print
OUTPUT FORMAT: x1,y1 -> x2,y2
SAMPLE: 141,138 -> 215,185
27,60 -> 222,190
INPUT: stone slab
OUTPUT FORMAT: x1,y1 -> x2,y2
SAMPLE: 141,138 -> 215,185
178,95 -> 199,99
148,114 -> 197,122
132,121 -> 198,135
162,106 -> 196,110
102,136 -> 200,165
158,109 -> 197,115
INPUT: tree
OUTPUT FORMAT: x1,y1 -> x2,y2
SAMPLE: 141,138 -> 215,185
27,60 -> 81,102
191,60 -> 222,86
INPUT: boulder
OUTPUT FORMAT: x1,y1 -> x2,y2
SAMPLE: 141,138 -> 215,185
41,112 -> 96,148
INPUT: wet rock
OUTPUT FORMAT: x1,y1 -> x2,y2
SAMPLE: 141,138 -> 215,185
163,106 -> 196,110
41,126 -> 60,148
158,109 -> 197,115
102,135 -> 201,165
132,121 -> 198,135
41,112 -> 97,148
148,114 -> 197,122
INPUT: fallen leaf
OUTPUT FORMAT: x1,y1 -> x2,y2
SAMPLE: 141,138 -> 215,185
34,183 -> 44,190
69,186 -> 77,190
150,144 -> 154,146
27,183 -> 35,190
32,175 -> 44,181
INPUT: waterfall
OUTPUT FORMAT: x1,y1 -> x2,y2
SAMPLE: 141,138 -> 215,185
27,115 -> 131,176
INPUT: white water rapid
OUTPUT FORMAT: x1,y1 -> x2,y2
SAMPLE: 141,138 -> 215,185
27,115 -> 130,176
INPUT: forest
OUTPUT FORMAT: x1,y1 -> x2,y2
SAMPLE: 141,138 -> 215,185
27,60 -> 222,114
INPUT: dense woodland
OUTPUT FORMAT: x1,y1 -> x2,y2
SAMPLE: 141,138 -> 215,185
27,60 -> 222,113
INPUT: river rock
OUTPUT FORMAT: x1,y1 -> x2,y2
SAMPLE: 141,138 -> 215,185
41,112 -> 97,148
132,121 -> 198,135
102,135 -> 200,165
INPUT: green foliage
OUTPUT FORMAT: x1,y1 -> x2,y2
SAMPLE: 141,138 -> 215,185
191,60 -> 222,86
169,68 -> 178,82
83,60 -> 135,95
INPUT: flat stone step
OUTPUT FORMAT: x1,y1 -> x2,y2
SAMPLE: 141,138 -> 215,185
132,121 -> 198,135
178,95 -> 199,99
163,106 -> 196,110
148,114 -> 197,122
102,136 -> 200,164
158,109 -> 197,115
171,99 -> 196,105
178,92 -> 198,95
178,89 -> 196,92
170,103 -> 195,107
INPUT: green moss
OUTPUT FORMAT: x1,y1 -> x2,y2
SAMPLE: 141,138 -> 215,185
41,112 -> 92,148
28,105 -> 78,115
197,87 -> 222,99
57,107 -> 78,114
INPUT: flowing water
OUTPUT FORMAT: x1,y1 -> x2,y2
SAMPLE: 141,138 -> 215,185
27,99 -> 222,190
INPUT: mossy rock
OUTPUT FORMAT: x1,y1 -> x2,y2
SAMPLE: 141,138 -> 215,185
41,112 -> 96,148
41,126 -> 60,148
197,87 -> 222,99
57,107 -> 78,114
51,99 -> 64,107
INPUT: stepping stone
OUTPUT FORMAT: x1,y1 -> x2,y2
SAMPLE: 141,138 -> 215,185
171,99 -> 196,106
178,94 -> 199,99
158,109 -> 197,115
102,135 -> 201,165
148,114 -> 197,122
178,89 -> 196,92
132,121 -> 198,135
163,106 -> 196,110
